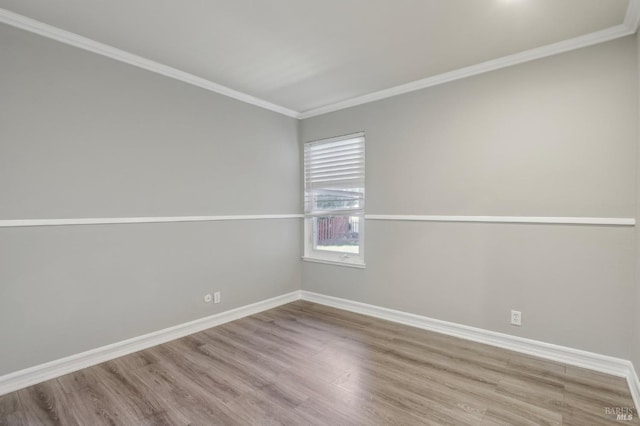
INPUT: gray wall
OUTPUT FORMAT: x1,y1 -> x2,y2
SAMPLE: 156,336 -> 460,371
301,36 -> 638,358
0,24 -> 301,375
1,18 -> 637,377
635,29 -> 640,373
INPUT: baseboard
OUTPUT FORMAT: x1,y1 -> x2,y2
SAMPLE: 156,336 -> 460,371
628,363 -> 640,414
300,290 -> 639,410
3,288 -> 638,414
0,290 -> 301,396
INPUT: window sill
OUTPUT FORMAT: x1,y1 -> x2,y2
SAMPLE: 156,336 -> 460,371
301,257 -> 366,269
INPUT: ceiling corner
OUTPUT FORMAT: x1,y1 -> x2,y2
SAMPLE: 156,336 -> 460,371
624,0 -> 640,32
0,7 -> 301,119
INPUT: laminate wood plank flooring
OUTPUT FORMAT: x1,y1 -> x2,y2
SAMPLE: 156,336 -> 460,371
1,300 -> 637,425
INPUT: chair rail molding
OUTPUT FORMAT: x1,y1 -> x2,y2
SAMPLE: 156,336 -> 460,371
0,214 -> 304,228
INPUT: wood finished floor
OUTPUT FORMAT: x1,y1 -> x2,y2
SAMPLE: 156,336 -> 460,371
0,301 -> 637,425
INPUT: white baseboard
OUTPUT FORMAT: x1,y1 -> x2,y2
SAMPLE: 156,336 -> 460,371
0,291 -> 301,396
628,363 -> 640,414
2,288 -> 638,414
300,290 -> 639,411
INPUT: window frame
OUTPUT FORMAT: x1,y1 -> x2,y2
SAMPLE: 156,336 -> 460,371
302,132 -> 366,268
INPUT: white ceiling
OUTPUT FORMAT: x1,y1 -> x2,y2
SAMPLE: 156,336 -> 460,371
0,0 -> 636,117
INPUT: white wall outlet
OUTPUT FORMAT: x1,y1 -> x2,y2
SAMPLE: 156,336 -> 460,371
214,291 -> 221,304
204,293 -> 213,303
510,310 -> 522,326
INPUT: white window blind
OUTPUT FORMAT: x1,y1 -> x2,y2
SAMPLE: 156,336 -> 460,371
304,132 -> 365,217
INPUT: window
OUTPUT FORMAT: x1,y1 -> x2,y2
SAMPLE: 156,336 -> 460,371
303,132 -> 365,267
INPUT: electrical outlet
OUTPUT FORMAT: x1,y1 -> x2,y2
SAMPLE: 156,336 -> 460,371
510,310 -> 522,326
214,291 -> 221,304
204,293 -> 213,303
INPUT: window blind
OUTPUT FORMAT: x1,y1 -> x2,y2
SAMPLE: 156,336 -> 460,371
304,132 -> 365,217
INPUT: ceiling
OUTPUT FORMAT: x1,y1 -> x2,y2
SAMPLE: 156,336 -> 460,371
0,0 -> 637,118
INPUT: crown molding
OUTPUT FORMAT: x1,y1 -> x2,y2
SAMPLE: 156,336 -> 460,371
1,3 -> 637,122
0,8 -> 301,119
299,22 -> 634,119
624,0 -> 640,32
